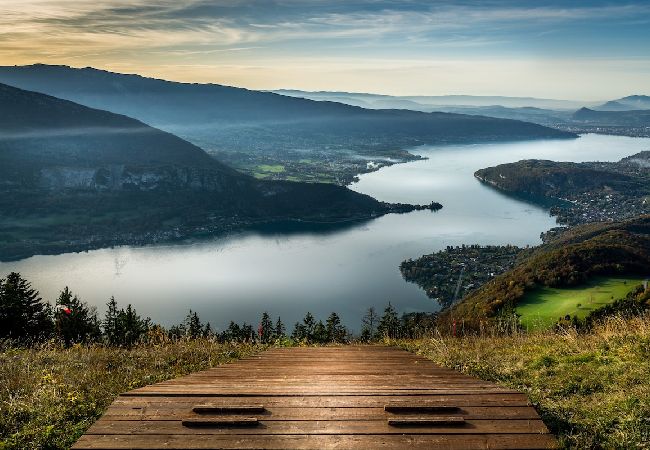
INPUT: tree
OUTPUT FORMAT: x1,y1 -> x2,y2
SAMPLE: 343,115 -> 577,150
54,287 -> 101,346
259,312 -> 274,344
183,310 -> 204,339
291,321 -> 306,341
274,317 -> 286,340
241,323 -> 255,342
292,312 -> 316,342
377,302 -> 401,339
0,272 -> 52,343
325,312 -> 347,343
360,307 -> 379,341
312,320 -> 328,343
103,297 -> 120,346
121,304 -> 149,347
102,298 -> 149,347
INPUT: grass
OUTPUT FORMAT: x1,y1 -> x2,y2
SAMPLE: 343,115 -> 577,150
397,313 -> 650,449
3,314 -> 650,449
257,164 -> 285,173
0,340 -> 263,450
516,277 -> 645,330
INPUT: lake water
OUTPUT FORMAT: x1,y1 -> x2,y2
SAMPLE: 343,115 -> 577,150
1,134 -> 648,330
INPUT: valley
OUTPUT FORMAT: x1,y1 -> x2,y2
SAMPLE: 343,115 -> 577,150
0,65 -> 575,184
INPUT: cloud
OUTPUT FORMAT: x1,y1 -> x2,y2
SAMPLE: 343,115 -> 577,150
0,1 -> 648,98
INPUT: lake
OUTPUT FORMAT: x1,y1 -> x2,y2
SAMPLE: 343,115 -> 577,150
1,134 -> 648,330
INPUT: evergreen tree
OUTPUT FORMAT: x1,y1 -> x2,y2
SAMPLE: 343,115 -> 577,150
291,321 -> 306,341
259,312 -> 274,344
102,298 -> 149,347
0,272 -> 52,343
204,322 -> 213,338
183,310 -> 204,339
377,302 -> 401,339
361,307 -> 379,341
292,312 -> 316,342
121,304 -> 149,347
302,312 -> 316,338
312,320 -> 328,343
241,323 -> 255,342
222,321 -> 241,342
103,297 -> 120,346
325,312 -> 347,343
54,287 -> 101,346
274,317 -> 286,340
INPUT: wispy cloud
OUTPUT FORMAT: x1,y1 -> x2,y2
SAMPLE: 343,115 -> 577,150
0,1 -> 648,98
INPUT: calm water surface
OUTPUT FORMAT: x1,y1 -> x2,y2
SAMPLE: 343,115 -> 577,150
2,134 -> 648,329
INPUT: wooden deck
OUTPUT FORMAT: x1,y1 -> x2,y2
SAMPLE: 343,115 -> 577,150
73,346 -> 557,449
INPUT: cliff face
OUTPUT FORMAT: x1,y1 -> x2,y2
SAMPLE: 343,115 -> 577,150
37,166 -> 237,192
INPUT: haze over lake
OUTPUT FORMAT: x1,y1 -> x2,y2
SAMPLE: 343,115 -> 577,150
2,134 -> 648,329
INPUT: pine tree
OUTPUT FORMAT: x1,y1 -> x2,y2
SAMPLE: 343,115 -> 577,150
377,302 -> 401,339
204,322 -> 213,338
312,320 -> 328,343
361,307 -> 379,341
325,312 -> 347,343
121,304 -> 148,347
103,297 -> 120,346
54,287 -> 101,347
291,321 -> 306,341
0,272 -> 52,343
241,323 -> 254,342
302,312 -> 316,338
259,312 -> 274,344
102,298 -> 148,347
183,310 -> 203,339
274,317 -> 286,340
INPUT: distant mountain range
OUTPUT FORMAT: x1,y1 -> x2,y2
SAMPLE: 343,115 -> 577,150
597,95 -> 650,111
0,65 -> 575,183
274,89 -> 650,135
273,90 -> 593,110
0,82 -> 421,260
573,107 -> 650,127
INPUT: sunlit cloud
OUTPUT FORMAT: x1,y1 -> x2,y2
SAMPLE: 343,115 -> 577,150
0,1 -> 649,99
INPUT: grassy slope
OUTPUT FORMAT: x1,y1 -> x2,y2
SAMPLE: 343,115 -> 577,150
397,313 -> 650,449
443,216 -> 650,327
516,277 -> 645,330
0,341 -> 262,449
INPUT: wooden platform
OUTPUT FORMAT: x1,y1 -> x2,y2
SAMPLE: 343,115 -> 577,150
73,346 -> 557,449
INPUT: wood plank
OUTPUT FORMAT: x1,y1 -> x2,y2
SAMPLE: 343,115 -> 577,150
73,434 -> 558,449
73,346 -> 556,449
103,406 -> 542,421
112,394 -> 532,408
86,418 -> 550,435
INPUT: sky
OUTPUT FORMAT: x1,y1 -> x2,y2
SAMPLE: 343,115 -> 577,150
1,0 -> 649,100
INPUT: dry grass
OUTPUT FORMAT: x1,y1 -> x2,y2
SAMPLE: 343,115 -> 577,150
0,340 -> 263,449
396,314 -> 650,449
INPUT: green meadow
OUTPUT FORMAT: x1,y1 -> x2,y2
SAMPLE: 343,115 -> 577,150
516,277 -> 645,330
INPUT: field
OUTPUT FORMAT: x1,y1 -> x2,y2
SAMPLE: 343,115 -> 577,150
516,277 -> 645,330
398,312 -> 650,449
0,341 -> 262,450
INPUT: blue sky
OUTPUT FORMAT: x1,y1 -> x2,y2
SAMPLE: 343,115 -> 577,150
1,0 -> 649,99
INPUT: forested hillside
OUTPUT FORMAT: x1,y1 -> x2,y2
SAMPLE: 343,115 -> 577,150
0,83 -> 426,260
442,216 -> 650,326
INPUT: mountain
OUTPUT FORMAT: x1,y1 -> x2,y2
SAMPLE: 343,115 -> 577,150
572,107 -> 650,127
0,65 -> 575,184
274,90 -> 591,110
0,83 -> 421,260
440,216 -> 650,328
474,153 -> 650,225
597,95 -> 650,111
